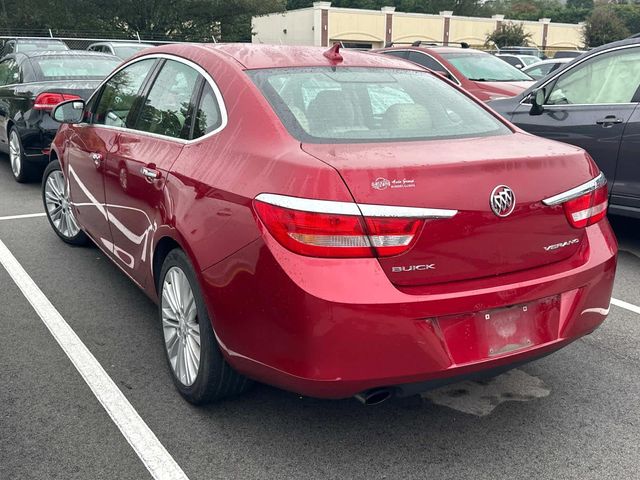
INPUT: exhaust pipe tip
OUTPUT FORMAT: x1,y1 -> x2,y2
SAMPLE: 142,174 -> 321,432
354,387 -> 394,406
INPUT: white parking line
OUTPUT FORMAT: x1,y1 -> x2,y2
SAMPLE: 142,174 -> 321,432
0,239 -> 189,480
0,212 -> 46,221
611,297 -> 640,315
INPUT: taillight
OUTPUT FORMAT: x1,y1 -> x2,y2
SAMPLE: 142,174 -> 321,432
34,92 -> 82,111
542,172 -> 608,228
253,194 -> 457,258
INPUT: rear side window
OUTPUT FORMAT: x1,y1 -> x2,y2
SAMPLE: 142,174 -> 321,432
407,51 -> 446,72
193,82 -> 222,138
0,59 -> 19,85
134,59 -> 199,139
381,50 -> 409,60
93,58 -> 156,128
248,67 -> 510,143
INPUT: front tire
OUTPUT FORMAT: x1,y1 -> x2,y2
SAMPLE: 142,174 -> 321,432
42,160 -> 89,245
9,127 -> 34,183
159,249 -> 252,404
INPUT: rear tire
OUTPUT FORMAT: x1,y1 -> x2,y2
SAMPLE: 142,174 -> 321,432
159,249 -> 252,404
42,160 -> 89,245
9,127 -> 34,183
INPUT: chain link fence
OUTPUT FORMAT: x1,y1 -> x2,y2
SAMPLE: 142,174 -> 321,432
0,28 -> 219,51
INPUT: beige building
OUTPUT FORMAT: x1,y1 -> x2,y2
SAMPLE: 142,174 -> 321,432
252,2 -> 584,53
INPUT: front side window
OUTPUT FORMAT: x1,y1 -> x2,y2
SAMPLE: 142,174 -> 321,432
547,47 -> 640,105
134,60 -> 199,139
93,58 -> 156,128
193,82 -> 222,138
443,53 -> 532,81
249,67 -> 510,143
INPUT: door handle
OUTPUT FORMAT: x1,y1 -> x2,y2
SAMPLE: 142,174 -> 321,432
90,152 -> 103,167
141,166 -> 161,180
596,115 -> 623,127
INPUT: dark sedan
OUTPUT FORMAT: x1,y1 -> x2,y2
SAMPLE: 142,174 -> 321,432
0,50 -> 120,182
489,38 -> 640,219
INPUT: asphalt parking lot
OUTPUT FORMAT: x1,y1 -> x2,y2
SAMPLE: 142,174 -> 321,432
1,155 -> 639,480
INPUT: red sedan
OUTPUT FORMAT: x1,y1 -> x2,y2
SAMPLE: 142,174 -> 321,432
43,44 -> 617,405
376,44 -> 534,101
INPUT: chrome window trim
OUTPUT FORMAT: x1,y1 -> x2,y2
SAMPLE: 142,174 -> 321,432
542,172 -> 607,206
520,43 -> 640,108
85,53 -> 228,144
255,193 -> 458,218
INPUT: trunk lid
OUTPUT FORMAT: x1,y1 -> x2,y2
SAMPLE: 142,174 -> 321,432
302,132 -> 596,287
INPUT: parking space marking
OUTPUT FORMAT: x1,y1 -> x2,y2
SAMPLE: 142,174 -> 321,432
0,212 -> 46,221
611,297 -> 640,315
0,239 -> 190,480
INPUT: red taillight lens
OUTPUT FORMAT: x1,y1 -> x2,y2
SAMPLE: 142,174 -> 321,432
253,200 -> 424,258
34,93 -> 82,111
562,184 -> 608,228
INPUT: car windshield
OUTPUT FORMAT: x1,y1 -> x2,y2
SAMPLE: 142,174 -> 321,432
16,41 -> 68,52
113,45 -> 150,58
248,67 -> 510,143
441,52 -> 532,81
520,55 -> 542,66
32,55 -> 120,80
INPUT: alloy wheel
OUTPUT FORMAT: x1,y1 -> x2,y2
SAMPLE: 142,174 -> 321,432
44,170 -> 81,238
9,130 -> 21,178
161,267 -> 201,386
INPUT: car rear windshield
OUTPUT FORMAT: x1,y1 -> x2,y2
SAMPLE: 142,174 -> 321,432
441,52 -> 532,81
248,67 -> 510,143
32,56 -> 120,80
16,41 -> 68,52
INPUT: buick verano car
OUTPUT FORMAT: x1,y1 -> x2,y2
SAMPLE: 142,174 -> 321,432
43,44 -> 617,405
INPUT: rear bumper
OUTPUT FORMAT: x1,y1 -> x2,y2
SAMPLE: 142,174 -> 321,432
201,220 -> 617,399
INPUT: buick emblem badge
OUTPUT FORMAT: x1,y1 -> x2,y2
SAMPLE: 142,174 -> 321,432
490,185 -> 516,218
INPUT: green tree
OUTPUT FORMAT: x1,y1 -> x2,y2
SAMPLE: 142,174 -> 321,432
583,6 -> 630,47
485,21 -> 532,48
0,0 -> 286,42
566,0 -> 592,9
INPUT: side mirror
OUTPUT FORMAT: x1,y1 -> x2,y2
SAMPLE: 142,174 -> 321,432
52,99 -> 85,124
529,88 -> 546,116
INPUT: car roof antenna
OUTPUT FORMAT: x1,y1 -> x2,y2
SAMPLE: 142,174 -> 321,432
323,43 -> 343,63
